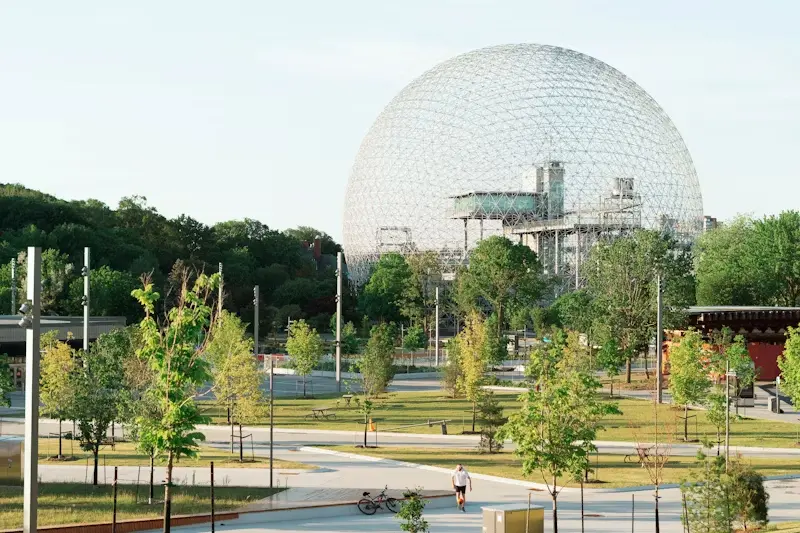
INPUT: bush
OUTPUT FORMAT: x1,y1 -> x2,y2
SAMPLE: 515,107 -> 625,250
477,391 -> 506,453
397,487 -> 429,533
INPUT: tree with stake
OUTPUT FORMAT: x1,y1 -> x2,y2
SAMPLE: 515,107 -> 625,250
668,330 -> 711,441
358,398 -> 374,448
500,365 -> 617,532
206,311 -> 266,459
477,390 -> 505,453
595,338 -> 627,397
286,319 -> 323,398
455,311 -> 490,432
396,487 -> 429,533
705,389 -> 728,455
39,340 -> 77,459
358,324 -> 396,397
72,328 -> 130,485
132,272 -> 217,532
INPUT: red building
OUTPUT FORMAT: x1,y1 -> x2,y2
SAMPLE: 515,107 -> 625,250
670,306 -> 800,381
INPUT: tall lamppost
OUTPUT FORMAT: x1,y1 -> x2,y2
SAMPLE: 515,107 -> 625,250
656,274 -> 664,404
20,247 -> 41,533
434,287 -> 440,367
82,247 -> 90,352
335,252 -> 343,392
253,286 -> 260,357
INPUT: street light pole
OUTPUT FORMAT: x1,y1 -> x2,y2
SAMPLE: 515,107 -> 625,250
656,274 -> 664,404
335,252 -> 342,392
23,246 -> 41,533
218,262 -> 223,317
253,286 -> 260,357
725,361 -> 731,472
269,355 -> 274,489
434,287 -> 440,367
10,260 -> 16,316
83,247 -> 90,352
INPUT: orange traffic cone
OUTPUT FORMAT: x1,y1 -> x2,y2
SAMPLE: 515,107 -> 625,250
369,418 -> 376,432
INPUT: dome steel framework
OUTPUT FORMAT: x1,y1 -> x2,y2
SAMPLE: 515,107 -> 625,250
343,44 -> 704,288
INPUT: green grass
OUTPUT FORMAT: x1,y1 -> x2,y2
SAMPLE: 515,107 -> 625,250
201,390 -> 800,448
0,483 -> 282,529
38,439 -> 311,470
769,523 -> 800,532
199,391 -> 522,434
325,445 -> 800,489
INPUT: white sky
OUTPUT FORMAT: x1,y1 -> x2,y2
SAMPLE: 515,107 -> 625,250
1,1 -> 797,242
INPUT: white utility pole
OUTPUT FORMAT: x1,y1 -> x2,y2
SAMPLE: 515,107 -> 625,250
656,274 -> 664,404
335,252 -> 343,392
253,286 -> 260,357
23,246 -> 41,533
10,259 -> 16,315
268,355 -> 274,488
82,247 -> 90,352
434,287 -> 440,367
218,262 -> 224,317
725,362 -> 732,472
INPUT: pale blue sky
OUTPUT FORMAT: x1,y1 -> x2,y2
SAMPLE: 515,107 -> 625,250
1,1 -> 797,242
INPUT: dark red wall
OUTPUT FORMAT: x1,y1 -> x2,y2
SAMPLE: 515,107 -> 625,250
748,342 -> 783,381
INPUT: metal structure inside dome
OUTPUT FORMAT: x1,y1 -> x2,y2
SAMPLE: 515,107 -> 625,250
343,44 -> 704,290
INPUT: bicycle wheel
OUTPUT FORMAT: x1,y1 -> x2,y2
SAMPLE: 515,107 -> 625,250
386,497 -> 400,513
358,498 -> 378,515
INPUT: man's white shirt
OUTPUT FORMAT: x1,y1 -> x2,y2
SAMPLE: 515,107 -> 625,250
452,468 -> 470,486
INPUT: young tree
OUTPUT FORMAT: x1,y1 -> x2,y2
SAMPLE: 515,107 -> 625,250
0,354 -> 14,409
396,487 -> 429,533
206,311 -> 267,460
132,272 -> 217,531
358,324 -> 396,397
477,391 -> 505,453
669,330 -> 711,441
456,312 -> 490,432
705,388 -> 727,455
441,337 -> 463,399
358,398 -> 374,448
72,328 -> 130,485
39,340 -> 77,459
286,319 -> 324,398
455,236 -> 544,334
403,324 -> 426,353
779,326 -> 800,417
500,367 -> 617,532
596,338 -> 627,397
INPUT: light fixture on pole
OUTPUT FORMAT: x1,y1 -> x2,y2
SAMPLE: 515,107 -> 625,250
82,247 -> 90,352
434,287 -> 440,367
656,274 -> 664,404
335,252 -> 343,392
10,259 -> 16,316
253,286 -> 260,357
21,246 -> 41,533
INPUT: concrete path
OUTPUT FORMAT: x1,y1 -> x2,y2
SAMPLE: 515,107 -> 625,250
140,446 -> 800,533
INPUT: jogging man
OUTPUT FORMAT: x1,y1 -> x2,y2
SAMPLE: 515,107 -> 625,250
451,463 -> 472,512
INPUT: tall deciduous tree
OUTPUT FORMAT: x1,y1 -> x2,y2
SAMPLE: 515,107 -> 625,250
132,272 -> 217,531
359,253 -> 413,323
358,323 -> 396,397
455,236 -> 543,334
586,229 -> 695,383
39,340 -> 77,459
286,319 -> 324,397
669,330 -> 711,441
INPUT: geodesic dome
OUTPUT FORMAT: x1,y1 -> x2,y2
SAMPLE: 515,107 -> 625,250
343,43 -> 704,288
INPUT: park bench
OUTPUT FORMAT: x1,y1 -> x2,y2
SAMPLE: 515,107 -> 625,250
623,445 -> 653,465
308,407 -> 336,420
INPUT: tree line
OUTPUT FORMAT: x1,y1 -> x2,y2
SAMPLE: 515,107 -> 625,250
0,184 -> 356,333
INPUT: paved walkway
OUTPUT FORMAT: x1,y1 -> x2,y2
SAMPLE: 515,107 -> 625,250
140,446 -> 800,533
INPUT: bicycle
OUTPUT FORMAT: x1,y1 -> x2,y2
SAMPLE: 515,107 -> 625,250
357,485 -> 399,515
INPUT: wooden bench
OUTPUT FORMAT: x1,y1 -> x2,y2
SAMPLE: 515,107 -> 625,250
624,445 -> 652,465
308,407 -> 336,420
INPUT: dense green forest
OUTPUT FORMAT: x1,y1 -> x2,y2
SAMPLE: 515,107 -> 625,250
0,184 -> 356,334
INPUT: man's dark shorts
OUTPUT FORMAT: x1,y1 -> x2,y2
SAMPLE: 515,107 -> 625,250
455,485 -> 467,495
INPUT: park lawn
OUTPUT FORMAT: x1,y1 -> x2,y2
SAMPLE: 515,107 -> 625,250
325,445 -> 800,489
0,483 -> 282,529
599,396 -> 800,449
38,439 -> 311,470
770,523 -> 800,532
199,391 -> 522,434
